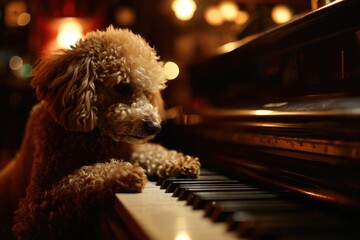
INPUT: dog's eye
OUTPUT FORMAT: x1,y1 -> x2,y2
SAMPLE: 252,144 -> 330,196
114,82 -> 130,93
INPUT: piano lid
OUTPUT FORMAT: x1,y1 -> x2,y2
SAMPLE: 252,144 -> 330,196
181,96 -> 360,120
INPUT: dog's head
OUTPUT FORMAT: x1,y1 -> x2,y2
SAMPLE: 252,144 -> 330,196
31,26 -> 167,143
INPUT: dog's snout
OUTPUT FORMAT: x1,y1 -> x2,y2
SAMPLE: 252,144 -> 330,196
144,119 -> 162,135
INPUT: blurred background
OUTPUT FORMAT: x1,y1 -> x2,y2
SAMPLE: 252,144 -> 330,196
0,0 -> 312,164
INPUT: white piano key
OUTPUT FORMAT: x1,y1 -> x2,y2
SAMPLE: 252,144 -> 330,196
115,181 -> 239,240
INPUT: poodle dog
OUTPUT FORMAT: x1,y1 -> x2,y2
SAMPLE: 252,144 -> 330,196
0,26 -> 200,240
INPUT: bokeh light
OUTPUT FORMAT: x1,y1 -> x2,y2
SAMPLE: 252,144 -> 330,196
56,20 -> 83,49
4,1 -> 27,27
172,0 -> 197,21
235,10 -> 249,25
115,7 -> 136,26
164,61 -> 180,80
204,6 -> 224,26
9,56 -> 23,71
17,12 -> 31,26
219,1 -> 238,21
271,5 -> 293,24
18,63 -> 32,78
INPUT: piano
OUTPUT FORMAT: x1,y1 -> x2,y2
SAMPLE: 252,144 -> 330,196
101,0 -> 360,239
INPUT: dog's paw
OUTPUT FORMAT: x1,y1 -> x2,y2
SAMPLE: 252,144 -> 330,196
93,160 -> 148,196
112,160 -> 148,193
177,154 -> 201,177
157,152 -> 201,178
119,162 -> 148,192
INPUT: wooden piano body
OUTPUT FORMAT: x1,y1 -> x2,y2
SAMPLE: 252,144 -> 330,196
171,0 -> 360,208
104,1 -> 360,239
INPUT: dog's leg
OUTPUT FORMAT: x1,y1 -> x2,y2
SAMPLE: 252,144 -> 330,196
130,143 -> 200,179
12,159 -> 147,240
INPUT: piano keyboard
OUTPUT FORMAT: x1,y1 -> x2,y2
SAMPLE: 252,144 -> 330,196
112,169 -> 359,240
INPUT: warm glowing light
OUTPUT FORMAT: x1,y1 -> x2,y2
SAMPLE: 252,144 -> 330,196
172,0 -> 197,21
219,1 -> 238,21
263,102 -> 288,108
56,20 -> 83,49
219,42 -> 240,53
175,231 -> 191,240
204,6 -> 224,26
115,7 -> 136,26
234,10 -> 249,25
254,110 -> 273,116
9,56 -> 23,70
164,61 -> 180,80
5,1 -> 27,27
17,12 -> 31,26
271,5 -> 292,24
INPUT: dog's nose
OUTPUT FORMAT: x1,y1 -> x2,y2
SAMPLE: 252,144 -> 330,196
144,119 -> 162,135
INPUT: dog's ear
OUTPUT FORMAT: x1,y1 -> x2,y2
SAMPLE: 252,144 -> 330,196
30,51 -> 97,132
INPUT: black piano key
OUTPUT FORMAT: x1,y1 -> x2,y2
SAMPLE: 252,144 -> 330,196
159,178 -> 196,188
198,169 -> 220,176
176,185 -> 258,200
153,168 -> 360,239
172,183 -> 250,198
165,179 -> 241,193
160,175 -> 232,189
189,191 -> 279,209
228,211 -> 352,239
157,169 -> 221,185
207,200 -> 302,222
156,177 -> 165,186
